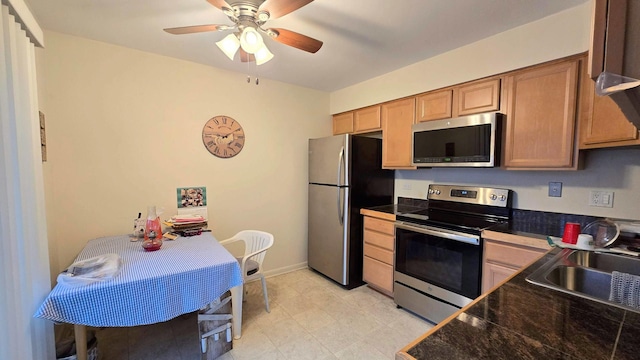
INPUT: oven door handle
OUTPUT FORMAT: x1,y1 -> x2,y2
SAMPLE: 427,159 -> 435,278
395,223 -> 480,246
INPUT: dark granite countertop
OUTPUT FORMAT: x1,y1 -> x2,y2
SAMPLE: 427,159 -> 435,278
364,204 -> 424,216
399,248 -> 640,360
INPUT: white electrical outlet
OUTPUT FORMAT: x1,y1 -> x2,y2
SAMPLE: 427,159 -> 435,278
589,190 -> 614,208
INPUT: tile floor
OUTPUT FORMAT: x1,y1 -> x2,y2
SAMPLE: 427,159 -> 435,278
91,268 -> 433,359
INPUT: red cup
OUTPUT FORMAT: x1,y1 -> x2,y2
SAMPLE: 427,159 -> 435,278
562,223 -> 580,244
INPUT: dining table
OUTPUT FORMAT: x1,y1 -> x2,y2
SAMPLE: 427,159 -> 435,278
34,232 -> 243,360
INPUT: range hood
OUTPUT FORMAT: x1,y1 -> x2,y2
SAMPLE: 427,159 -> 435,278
590,0 -> 640,128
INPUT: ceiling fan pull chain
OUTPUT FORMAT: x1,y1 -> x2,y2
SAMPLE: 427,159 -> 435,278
255,62 -> 259,85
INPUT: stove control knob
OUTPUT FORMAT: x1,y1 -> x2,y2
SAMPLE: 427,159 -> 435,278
435,190 -> 441,195
489,194 -> 497,201
499,195 -> 507,201
428,189 -> 434,194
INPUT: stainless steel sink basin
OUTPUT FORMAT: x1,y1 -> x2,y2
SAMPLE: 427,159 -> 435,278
566,251 -> 640,275
526,248 -> 640,311
545,265 -> 611,300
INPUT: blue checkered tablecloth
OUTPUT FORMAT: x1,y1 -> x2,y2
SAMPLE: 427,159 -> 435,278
34,233 -> 242,327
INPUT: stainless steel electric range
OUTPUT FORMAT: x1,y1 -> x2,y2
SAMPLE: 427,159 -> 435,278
394,184 -> 512,324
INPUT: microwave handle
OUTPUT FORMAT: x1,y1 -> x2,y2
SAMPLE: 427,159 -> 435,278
395,222 -> 480,246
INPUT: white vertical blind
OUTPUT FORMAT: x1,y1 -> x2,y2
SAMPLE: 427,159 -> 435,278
0,3 -> 54,360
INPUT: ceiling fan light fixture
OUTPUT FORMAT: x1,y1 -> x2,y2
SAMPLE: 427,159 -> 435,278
216,33 -> 240,60
254,44 -> 274,65
239,27 -> 264,54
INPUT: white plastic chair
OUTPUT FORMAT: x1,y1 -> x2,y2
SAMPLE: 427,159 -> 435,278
219,230 -> 274,313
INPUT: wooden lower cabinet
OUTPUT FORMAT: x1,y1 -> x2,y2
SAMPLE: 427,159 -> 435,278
363,256 -> 394,294
382,98 -> 416,169
483,262 -> 516,292
482,231 -> 550,294
362,214 -> 395,296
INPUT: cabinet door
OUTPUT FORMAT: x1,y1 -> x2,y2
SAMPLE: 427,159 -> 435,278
333,112 -> 354,135
382,98 -> 416,169
504,60 -> 579,169
457,79 -> 501,116
415,90 -> 452,122
482,262 -> 516,294
581,84 -> 640,147
354,106 -> 382,133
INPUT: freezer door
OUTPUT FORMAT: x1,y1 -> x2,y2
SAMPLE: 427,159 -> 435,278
308,183 -> 349,285
309,134 -> 349,186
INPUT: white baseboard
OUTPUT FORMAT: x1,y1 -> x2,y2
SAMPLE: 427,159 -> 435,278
263,261 -> 308,278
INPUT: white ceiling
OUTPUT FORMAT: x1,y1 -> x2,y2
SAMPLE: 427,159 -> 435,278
25,0 -> 588,92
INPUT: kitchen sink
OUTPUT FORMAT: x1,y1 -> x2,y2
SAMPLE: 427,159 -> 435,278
566,251 -> 640,275
526,248 -> 640,311
544,265 -> 611,300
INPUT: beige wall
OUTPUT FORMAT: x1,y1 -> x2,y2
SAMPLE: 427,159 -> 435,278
330,1 -> 640,221
330,2 -> 592,114
39,31 -> 331,275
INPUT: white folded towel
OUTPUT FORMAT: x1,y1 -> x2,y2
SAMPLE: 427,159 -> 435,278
609,271 -> 640,309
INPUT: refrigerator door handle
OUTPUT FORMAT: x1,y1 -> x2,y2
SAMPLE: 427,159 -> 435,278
337,147 -> 345,225
337,147 -> 344,186
337,187 -> 343,226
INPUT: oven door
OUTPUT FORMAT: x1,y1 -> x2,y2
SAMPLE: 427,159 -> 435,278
395,222 -> 481,300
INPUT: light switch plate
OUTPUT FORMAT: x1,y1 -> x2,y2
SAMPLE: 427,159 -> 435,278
548,182 -> 562,197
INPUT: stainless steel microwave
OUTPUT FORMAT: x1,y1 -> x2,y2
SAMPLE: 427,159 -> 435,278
412,112 -> 502,167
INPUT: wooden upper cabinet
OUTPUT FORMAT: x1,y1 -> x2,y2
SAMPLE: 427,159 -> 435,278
581,80 -> 640,148
457,79 -> 501,116
354,106 -> 382,133
382,98 -> 416,169
415,90 -> 452,122
503,59 -> 580,169
332,112 -> 354,135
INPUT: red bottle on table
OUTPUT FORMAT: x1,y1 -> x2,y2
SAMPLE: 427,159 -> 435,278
143,206 -> 163,251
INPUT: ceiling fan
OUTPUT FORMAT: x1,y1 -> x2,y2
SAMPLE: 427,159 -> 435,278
164,0 -> 323,65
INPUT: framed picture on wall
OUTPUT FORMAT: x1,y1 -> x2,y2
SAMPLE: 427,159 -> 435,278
177,187 -> 207,208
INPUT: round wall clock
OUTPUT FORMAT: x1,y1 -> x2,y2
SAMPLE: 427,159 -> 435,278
202,115 -> 245,158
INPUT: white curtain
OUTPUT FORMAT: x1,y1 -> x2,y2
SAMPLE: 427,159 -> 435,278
0,3 -> 54,360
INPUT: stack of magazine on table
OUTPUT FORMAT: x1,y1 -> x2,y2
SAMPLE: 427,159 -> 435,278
163,214 -> 208,238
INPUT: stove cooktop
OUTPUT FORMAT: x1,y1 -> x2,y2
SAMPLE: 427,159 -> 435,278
396,184 -> 513,234
396,208 -> 508,234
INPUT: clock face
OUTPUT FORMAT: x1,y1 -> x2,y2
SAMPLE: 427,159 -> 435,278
202,116 -> 245,158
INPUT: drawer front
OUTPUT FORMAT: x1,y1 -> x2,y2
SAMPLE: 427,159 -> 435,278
364,216 -> 394,235
485,241 -> 546,268
363,256 -> 394,294
363,229 -> 394,251
364,243 -> 393,265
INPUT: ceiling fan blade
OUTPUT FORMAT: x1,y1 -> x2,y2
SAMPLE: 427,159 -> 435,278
164,24 -> 224,35
239,49 -> 255,63
259,0 -> 314,19
267,28 -> 323,53
206,0 -> 232,11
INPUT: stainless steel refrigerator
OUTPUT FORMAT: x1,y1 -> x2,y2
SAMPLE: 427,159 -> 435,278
308,134 -> 394,288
